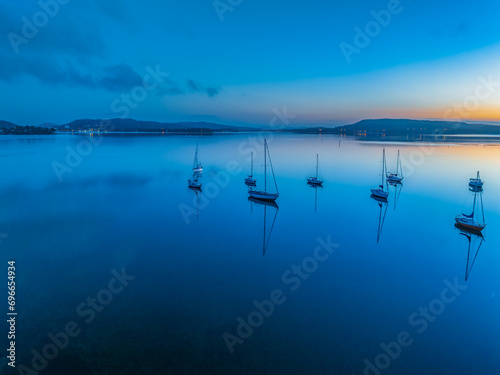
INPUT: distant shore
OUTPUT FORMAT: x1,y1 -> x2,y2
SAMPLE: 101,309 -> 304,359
3,118 -> 500,142
27,131 -> 499,144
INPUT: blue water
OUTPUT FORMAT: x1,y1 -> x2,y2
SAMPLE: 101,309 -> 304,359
1,133 -> 500,374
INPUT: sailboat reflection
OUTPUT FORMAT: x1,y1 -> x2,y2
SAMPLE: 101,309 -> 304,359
388,181 -> 403,211
248,197 -> 279,256
307,182 -> 322,213
455,224 -> 484,281
188,185 -> 201,220
371,194 -> 388,243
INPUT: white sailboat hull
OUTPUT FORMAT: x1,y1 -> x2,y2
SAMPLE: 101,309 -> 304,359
248,190 -> 279,201
455,216 -> 485,232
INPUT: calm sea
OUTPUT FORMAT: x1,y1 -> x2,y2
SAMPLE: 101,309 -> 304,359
1,133 -> 499,374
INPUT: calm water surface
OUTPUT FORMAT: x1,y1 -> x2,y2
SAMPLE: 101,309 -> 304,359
1,134 -> 500,374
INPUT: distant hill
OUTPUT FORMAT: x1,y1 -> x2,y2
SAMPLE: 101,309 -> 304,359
1,124 -> 55,135
0,120 -> 18,128
331,119 -> 500,135
37,122 -> 59,128
4,118 -> 500,135
56,118 -> 254,132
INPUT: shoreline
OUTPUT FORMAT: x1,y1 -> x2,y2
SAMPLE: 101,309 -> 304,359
3,131 -> 500,144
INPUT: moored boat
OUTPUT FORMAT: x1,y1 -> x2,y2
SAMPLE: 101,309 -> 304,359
307,154 -> 323,186
245,151 -> 257,186
193,143 -> 203,175
455,185 -> 485,232
387,149 -> 403,183
248,139 -> 279,202
371,148 -> 389,199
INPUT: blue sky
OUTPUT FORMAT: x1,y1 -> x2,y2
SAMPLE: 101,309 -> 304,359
1,0 -> 499,126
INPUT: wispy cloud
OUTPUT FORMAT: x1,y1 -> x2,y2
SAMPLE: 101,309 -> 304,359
430,21 -> 470,38
99,64 -> 143,92
0,2 -> 221,97
187,79 -> 221,97
155,79 -> 221,98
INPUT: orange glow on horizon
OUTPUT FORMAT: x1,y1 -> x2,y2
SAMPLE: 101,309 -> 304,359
363,106 -> 500,124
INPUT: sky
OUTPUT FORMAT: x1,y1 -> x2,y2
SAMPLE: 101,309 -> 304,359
1,0 -> 499,127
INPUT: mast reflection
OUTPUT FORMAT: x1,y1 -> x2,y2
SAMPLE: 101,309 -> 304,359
455,224 -> 484,281
307,182 -> 322,213
188,185 -> 201,221
371,194 -> 388,243
388,181 -> 403,211
248,197 -> 279,256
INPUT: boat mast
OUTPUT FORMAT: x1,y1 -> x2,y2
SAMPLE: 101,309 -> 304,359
267,141 -> 279,193
251,152 -> 254,177
193,143 -> 198,168
382,148 -> 386,188
472,191 -> 477,218
398,150 -> 402,177
480,191 -> 485,224
315,154 -> 318,179
264,140 -> 267,192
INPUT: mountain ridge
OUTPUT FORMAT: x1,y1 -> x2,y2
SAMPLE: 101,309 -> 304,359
293,118 -> 500,135
2,118 -> 500,134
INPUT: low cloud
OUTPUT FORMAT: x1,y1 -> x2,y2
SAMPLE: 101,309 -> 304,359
99,64 -> 143,92
156,79 -> 221,98
187,79 -> 221,97
0,3 -> 221,97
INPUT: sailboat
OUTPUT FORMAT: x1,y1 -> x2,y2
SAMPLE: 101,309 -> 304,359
469,171 -> 483,189
192,143 -> 203,175
371,148 -> 389,200
307,154 -> 323,186
387,150 -> 403,183
248,139 -> 279,202
245,152 -> 257,186
455,187 -> 485,232
455,224 -> 484,281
